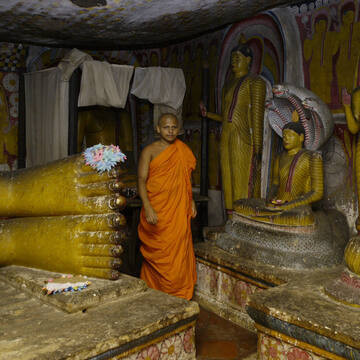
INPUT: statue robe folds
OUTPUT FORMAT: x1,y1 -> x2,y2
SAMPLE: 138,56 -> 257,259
138,139 -> 196,300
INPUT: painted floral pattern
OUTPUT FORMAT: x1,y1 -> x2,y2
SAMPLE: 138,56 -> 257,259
0,71 -> 19,169
160,334 -> 182,359
116,326 -> 196,360
135,345 -> 160,360
183,328 -> 194,353
195,261 -> 262,312
258,333 -> 327,360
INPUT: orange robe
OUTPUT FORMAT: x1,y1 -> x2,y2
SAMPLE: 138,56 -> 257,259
138,139 -> 197,300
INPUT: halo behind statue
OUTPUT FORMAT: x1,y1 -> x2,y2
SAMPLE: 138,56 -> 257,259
266,84 -> 334,151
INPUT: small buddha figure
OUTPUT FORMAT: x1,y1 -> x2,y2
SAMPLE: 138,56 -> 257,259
200,36 -> 266,215
234,121 -> 323,227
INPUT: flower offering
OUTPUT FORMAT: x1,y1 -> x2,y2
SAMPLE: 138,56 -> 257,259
83,144 -> 127,173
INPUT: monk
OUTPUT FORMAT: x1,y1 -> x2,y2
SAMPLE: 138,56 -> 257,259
137,113 -> 197,300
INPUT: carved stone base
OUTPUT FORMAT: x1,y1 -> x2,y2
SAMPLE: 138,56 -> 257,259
324,268 -> 360,307
0,266 -> 199,359
248,266 -> 360,360
194,241 -> 313,332
215,209 -> 349,269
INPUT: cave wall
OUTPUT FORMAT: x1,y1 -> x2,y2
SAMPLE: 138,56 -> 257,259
0,0 -> 358,229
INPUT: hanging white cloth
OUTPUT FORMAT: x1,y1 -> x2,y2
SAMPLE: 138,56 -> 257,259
130,67 -> 186,132
57,48 -> 93,82
78,61 -> 134,108
24,67 -> 69,167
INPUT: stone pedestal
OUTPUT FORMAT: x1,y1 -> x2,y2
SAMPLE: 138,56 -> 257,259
194,241 -> 308,331
247,267 -> 360,360
0,266 -> 199,360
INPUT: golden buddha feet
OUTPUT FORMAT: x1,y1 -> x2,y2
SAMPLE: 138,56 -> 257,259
0,155 -> 135,217
0,213 -> 127,280
0,154 -> 136,280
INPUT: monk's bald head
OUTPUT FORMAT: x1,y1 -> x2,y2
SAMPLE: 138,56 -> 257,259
156,113 -> 179,143
158,113 -> 178,127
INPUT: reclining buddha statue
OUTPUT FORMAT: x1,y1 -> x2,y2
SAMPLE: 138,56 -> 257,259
215,84 -> 349,270
0,152 -> 136,280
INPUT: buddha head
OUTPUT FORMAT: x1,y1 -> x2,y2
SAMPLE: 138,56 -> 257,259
340,2 -> 355,25
231,36 -> 253,78
282,122 -> 305,152
314,14 -> 328,34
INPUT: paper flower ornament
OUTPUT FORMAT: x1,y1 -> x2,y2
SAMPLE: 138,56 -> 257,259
83,144 -> 127,173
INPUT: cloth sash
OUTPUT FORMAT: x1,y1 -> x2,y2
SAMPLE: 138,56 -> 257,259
285,150 -> 305,193
227,75 -> 247,122
138,139 -> 196,300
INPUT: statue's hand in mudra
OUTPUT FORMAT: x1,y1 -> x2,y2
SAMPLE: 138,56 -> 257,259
263,199 -> 287,212
0,155 -> 133,217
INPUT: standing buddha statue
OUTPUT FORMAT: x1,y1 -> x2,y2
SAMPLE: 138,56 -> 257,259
200,36 -> 266,215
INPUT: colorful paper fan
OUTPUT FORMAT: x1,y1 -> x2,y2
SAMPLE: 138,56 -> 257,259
83,144 -> 127,173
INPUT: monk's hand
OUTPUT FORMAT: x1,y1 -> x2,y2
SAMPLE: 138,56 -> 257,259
191,199 -> 197,218
144,205 -> 158,225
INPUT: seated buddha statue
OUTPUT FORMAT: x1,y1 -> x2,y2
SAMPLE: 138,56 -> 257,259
234,121 -> 323,227
0,154 -> 136,280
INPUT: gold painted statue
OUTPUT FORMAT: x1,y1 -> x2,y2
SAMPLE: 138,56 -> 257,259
0,155 -> 136,280
342,87 -> 360,276
343,87 -> 360,232
214,85 -> 347,270
234,121 -> 323,226
78,107 -> 133,155
200,37 -> 266,214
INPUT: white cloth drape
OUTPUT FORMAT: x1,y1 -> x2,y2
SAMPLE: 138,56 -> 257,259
57,48 -> 93,81
78,61 -> 134,108
24,67 -> 69,167
130,67 -> 186,132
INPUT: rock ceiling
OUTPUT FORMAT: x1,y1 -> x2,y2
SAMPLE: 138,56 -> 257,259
1,0 -> 303,49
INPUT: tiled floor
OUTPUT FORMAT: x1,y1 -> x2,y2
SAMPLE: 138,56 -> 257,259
195,307 -> 258,360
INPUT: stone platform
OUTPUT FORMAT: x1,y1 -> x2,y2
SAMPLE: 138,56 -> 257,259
194,240 -> 343,332
247,266 -> 360,360
0,266 -> 199,360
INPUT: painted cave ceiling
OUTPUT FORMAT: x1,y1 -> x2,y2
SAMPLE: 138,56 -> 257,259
1,0 -> 305,49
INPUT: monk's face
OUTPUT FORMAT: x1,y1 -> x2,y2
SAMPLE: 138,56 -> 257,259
282,129 -> 304,151
157,115 -> 179,143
